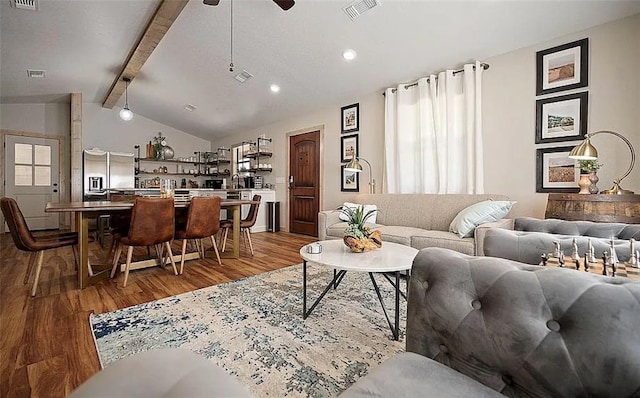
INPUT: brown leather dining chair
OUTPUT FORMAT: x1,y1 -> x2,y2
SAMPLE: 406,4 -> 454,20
220,194 -> 261,256
1,197 -> 79,297
110,197 -> 178,287
175,196 -> 222,274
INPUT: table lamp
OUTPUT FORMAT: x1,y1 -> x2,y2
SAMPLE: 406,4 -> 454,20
568,130 -> 635,195
344,155 -> 376,194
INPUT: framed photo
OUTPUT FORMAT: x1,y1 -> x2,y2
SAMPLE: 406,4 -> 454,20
341,134 -> 359,162
536,38 -> 588,95
341,165 -> 359,192
536,92 -> 588,144
536,146 -> 580,193
341,103 -> 359,134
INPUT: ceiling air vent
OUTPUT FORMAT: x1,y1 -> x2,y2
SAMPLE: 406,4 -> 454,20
343,0 -> 380,21
26,69 -> 45,78
11,0 -> 39,11
184,104 -> 197,112
234,70 -> 254,83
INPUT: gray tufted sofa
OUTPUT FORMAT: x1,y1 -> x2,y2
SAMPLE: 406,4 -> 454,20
340,247 -> 640,397
480,217 -> 640,264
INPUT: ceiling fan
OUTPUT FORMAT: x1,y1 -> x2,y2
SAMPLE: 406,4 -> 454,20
203,0 -> 295,11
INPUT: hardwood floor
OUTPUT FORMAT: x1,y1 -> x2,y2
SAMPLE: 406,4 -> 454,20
0,231 -> 315,397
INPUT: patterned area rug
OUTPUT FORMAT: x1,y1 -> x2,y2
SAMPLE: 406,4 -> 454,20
91,264 -> 406,397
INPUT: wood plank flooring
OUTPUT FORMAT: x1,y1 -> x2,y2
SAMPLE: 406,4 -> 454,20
0,231 -> 315,397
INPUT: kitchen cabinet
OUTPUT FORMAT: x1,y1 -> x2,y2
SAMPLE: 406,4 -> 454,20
241,189 -> 276,232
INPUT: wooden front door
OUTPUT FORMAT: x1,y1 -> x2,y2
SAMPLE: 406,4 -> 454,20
289,131 -> 320,236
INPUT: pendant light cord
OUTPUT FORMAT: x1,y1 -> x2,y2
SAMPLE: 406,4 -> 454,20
124,79 -> 129,108
229,0 -> 234,72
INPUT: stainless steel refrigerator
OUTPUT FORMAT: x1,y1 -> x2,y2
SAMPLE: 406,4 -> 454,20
83,149 -> 135,201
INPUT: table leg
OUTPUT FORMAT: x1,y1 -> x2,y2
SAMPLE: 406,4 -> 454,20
304,269 -> 346,319
395,271 -> 400,340
76,211 -> 89,289
232,205 -> 240,258
303,260 -> 307,317
369,272 -> 399,340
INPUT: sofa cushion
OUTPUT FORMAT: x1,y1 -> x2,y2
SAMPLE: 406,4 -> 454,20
376,225 -> 427,246
449,200 -> 514,238
411,230 -> 475,255
339,352 -> 502,398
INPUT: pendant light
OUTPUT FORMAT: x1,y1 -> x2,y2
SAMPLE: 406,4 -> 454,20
119,77 -> 134,121
229,0 -> 234,72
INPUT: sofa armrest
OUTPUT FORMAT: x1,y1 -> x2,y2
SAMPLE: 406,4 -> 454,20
318,210 -> 342,241
474,218 -> 514,256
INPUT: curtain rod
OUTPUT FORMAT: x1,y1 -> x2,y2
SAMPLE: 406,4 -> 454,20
384,62 -> 490,95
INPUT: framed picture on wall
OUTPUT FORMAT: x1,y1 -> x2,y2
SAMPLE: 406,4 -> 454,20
536,146 -> 580,193
341,134 -> 359,162
341,165 -> 359,192
341,103 -> 359,134
535,92 -> 588,144
536,38 -> 588,95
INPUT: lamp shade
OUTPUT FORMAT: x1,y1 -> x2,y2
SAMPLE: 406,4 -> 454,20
119,107 -> 134,121
344,157 -> 363,172
568,139 -> 598,160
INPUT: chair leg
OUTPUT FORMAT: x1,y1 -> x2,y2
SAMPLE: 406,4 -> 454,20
24,252 -> 37,285
164,241 -> 178,276
107,236 -> 117,263
30,251 -> 45,297
147,246 -> 152,259
221,228 -> 228,252
200,238 -> 206,259
110,242 -> 123,278
194,239 -> 202,259
245,228 -> 254,256
179,239 -> 187,275
210,235 -> 222,265
122,246 -> 134,287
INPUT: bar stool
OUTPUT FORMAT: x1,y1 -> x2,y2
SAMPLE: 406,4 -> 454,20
175,196 -> 222,274
110,197 -> 178,287
220,195 -> 261,256
1,197 -> 79,296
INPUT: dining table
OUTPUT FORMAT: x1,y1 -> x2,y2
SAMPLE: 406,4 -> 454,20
45,198 -> 258,289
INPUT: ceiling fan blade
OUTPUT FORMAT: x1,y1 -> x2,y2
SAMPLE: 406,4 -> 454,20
203,0 -> 221,6
273,0 -> 294,11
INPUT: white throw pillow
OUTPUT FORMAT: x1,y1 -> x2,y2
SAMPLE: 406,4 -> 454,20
449,200 -> 515,238
338,202 -> 378,224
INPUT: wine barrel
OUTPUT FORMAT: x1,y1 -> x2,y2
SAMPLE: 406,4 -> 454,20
545,193 -> 640,224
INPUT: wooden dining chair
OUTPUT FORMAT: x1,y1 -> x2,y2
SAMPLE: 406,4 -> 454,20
1,197 -> 79,296
110,197 -> 178,287
175,196 -> 222,274
220,195 -> 261,256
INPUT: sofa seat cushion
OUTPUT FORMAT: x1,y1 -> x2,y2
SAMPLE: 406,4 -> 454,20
339,352 -> 502,398
325,222 -> 384,238
411,230 -> 475,255
376,226 -> 427,246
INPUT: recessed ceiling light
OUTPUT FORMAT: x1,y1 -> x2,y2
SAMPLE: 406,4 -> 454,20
270,84 -> 280,93
342,49 -> 357,61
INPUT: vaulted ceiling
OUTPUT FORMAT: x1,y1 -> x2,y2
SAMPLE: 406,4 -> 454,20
2,0 -> 639,139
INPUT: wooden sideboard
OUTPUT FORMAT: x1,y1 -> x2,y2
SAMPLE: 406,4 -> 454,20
545,194 -> 640,224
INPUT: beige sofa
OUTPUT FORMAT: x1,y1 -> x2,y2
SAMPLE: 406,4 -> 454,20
318,193 -> 510,255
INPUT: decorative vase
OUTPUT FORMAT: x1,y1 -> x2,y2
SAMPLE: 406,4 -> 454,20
578,173 -> 591,194
343,229 -> 382,253
588,172 -> 599,194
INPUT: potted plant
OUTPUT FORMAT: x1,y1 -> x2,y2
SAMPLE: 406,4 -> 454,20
576,160 -> 603,194
338,205 -> 382,252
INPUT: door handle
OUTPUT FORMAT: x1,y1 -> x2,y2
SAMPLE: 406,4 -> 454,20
289,175 -> 294,189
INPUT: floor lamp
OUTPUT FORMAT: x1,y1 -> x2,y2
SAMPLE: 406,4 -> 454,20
569,130 -> 636,195
344,155 -> 376,194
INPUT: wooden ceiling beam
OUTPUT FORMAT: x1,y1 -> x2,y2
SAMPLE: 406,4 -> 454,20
102,0 -> 189,109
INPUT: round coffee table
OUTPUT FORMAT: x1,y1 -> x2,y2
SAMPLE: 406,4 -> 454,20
299,240 -> 418,340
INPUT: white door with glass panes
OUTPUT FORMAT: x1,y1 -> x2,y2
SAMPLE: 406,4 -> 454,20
4,135 -> 60,230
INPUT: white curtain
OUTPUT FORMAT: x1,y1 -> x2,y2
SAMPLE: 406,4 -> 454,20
384,61 -> 484,194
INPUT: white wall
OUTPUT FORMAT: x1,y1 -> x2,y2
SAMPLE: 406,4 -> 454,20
215,92 -> 385,230
217,14 -> 640,230
1,103 -> 70,135
483,13 -> 640,218
83,103 -> 211,155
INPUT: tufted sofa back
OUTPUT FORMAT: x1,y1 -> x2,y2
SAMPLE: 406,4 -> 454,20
515,217 -> 640,240
407,247 -> 640,397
